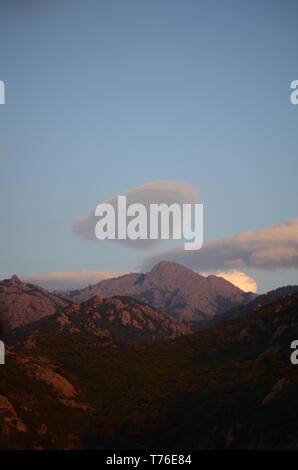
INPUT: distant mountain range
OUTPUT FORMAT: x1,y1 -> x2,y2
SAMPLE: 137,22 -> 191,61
59,261 -> 256,322
1,287 -> 298,449
1,263 -> 296,340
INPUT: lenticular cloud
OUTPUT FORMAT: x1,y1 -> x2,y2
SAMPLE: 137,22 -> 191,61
72,180 -> 200,250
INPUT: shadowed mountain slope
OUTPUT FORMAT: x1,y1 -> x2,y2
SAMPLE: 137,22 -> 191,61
197,284 -> 298,329
1,289 -> 298,449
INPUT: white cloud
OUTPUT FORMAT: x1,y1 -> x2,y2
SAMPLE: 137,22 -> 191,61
21,270 -> 127,291
141,217 -> 298,272
202,270 -> 258,293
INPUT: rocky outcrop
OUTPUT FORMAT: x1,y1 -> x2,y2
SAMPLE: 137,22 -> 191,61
15,295 -> 192,343
0,395 -> 28,435
262,378 -> 291,405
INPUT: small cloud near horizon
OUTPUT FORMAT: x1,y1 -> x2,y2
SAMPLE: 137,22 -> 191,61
21,270 -> 128,291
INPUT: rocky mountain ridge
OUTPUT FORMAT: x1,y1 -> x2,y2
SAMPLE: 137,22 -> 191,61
60,261 -> 256,322
12,294 -> 191,344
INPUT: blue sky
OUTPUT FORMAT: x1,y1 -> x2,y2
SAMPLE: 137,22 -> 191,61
0,0 -> 297,293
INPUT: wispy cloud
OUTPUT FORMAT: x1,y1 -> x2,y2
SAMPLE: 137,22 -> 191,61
21,270 -> 127,291
72,180 -> 199,250
141,218 -> 298,272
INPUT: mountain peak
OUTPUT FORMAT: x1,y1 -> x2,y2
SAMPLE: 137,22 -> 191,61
0,276 -> 73,330
148,261 -> 196,276
10,274 -> 22,284
62,261 -> 255,323
150,260 -> 189,270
